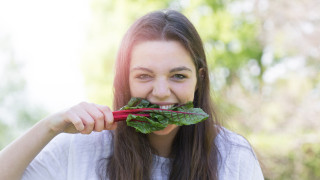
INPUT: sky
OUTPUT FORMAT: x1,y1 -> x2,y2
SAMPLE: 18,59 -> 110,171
0,0 -> 91,111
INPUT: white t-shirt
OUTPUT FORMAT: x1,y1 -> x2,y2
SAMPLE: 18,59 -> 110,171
22,128 -> 264,180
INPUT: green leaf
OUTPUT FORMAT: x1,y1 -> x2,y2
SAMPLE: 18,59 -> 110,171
122,98 -> 209,133
126,114 -> 168,134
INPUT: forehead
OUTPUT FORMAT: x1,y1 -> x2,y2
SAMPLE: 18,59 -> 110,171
130,40 -> 195,71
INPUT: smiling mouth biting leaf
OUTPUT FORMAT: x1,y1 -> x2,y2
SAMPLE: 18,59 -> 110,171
112,97 -> 209,134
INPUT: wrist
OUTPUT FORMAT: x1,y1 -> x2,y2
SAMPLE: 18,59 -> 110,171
41,113 -> 65,136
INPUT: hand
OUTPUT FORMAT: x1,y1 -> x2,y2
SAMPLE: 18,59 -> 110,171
44,102 -> 117,134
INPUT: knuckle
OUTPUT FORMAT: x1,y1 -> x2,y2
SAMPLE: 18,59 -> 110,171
64,110 -> 73,120
87,120 -> 94,126
70,106 -> 78,112
104,106 -> 111,112
93,112 -> 104,120
79,101 -> 88,107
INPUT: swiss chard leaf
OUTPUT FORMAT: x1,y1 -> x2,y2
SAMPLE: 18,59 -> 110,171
121,98 -> 159,110
121,97 -> 209,133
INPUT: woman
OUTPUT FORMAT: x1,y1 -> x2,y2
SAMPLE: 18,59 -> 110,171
0,10 -> 264,180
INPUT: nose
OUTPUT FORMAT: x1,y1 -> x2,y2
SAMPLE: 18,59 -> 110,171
152,78 -> 171,99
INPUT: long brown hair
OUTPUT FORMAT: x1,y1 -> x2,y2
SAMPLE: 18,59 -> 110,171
107,10 -> 221,180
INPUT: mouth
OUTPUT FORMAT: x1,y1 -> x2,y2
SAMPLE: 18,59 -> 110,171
159,104 -> 175,109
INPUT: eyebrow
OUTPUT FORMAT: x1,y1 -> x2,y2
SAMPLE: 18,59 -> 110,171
169,66 -> 193,73
131,67 -> 153,73
130,66 -> 193,73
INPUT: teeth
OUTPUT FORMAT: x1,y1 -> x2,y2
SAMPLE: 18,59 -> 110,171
160,105 -> 174,109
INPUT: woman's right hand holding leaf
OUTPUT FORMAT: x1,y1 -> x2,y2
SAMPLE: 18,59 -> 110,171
44,102 -> 117,135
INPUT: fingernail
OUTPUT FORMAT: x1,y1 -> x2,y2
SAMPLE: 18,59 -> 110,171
79,124 -> 85,131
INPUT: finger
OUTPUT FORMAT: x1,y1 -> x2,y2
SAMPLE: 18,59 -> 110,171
65,111 -> 84,131
75,107 -> 95,134
82,103 -> 105,132
109,122 -> 117,130
95,104 -> 114,129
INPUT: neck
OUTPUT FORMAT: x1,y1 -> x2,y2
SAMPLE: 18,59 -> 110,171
147,127 -> 180,157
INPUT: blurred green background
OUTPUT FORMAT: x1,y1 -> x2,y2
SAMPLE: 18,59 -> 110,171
1,0 -> 320,179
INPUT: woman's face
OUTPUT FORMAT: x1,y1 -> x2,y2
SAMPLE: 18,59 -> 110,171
129,40 -> 197,136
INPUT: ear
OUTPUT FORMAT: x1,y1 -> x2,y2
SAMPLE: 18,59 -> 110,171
198,68 -> 205,79
196,68 -> 205,90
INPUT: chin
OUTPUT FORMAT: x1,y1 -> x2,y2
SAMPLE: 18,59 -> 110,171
152,124 -> 179,136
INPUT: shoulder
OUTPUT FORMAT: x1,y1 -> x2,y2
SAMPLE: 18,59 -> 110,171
215,127 -> 252,152
215,127 -> 264,180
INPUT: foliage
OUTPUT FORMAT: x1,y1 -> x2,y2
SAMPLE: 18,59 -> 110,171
220,69 -> 320,179
1,0 -> 318,179
0,36 -> 47,149
85,0 -> 320,179
117,97 -> 208,133
82,0 -> 171,106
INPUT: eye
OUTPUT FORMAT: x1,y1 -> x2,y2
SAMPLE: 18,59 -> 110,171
136,74 -> 152,80
172,74 -> 187,80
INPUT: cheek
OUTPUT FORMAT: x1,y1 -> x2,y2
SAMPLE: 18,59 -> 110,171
129,79 -> 137,97
173,81 -> 197,101
129,79 -> 150,98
